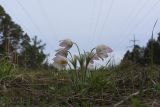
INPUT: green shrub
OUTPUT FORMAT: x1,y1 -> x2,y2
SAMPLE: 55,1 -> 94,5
0,57 -> 14,78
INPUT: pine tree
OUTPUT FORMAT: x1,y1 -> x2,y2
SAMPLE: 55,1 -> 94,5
19,36 -> 47,69
0,5 -> 24,62
0,5 -> 47,68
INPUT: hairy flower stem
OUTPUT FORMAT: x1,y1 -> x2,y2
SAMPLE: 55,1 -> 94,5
67,51 -> 73,60
68,63 -> 72,70
84,64 -> 88,82
74,43 -> 81,57
74,43 -> 85,82
91,48 -> 96,53
68,50 -> 79,81
68,45 -> 80,82
83,51 -> 96,82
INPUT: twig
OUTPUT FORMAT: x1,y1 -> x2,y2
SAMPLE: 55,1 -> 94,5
114,89 -> 148,107
152,99 -> 158,107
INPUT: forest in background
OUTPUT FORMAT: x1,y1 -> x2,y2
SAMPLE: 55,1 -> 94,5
0,5 -> 160,107
0,5 -> 49,69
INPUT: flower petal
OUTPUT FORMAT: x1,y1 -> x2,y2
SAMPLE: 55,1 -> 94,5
97,51 -> 108,60
53,62 -> 66,70
53,55 -> 68,64
96,44 -> 112,60
55,48 -> 68,57
92,54 -> 99,60
106,47 -> 113,53
59,41 -> 68,47
59,39 -> 73,50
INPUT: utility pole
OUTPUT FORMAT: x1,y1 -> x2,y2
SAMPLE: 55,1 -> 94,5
130,35 -> 139,48
129,35 -> 139,63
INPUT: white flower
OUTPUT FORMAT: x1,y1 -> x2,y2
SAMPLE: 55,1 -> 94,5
87,63 -> 95,70
55,48 -> 68,57
59,38 -> 73,50
83,61 -> 94,70
84,52 -> 100,64
89,53 -> 100,64
53,55 -> 68,70
96,44 -> 113,60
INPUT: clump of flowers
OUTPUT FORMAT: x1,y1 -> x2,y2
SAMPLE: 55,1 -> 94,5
53,38 -> 113,71
53,38 -> 73,70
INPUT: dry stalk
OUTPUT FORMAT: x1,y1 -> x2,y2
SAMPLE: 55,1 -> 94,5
114,89 -> 149,107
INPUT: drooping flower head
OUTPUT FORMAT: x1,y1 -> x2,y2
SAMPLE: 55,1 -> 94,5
53,55 -> 68,70
96,44 -> 113,60
59,38 -> 73,50
85,52 -> 99,64
90,53 -> 99,64
55,48 -> 68,57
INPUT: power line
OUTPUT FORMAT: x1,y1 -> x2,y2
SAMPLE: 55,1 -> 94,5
106,0 -> 147,50
1,1 -> 31,33
127,0 -> 160,38
15,0 -> 55,59
100,0 -> 114,36
92,0 -> 104,45
132,0 -> 148,18
135,4 -> 160,37
110,2 -> 145,49
89,0 -> 96,47
117,0 -> 148,45
16,0 -> 44,37
35,0 -> 58,50
112,0 -> 158,60
119,0 -> 148,38
115,0 -> 160,49
36,0 -> 57,36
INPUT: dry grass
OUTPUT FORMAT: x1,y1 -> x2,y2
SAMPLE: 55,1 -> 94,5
0,64 -> 160,106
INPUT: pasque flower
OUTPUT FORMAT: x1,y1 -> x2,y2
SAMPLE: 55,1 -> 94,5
55,48 -> 68,57
55,38 -> 73,58
53,55 -> 68,70
90,53 -> 99,64
53,38 -> 113,71
96,44 -> 113,60
59,38 -> 73,50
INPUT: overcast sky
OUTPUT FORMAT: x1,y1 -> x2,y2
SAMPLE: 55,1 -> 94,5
0,0 -> 160,63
